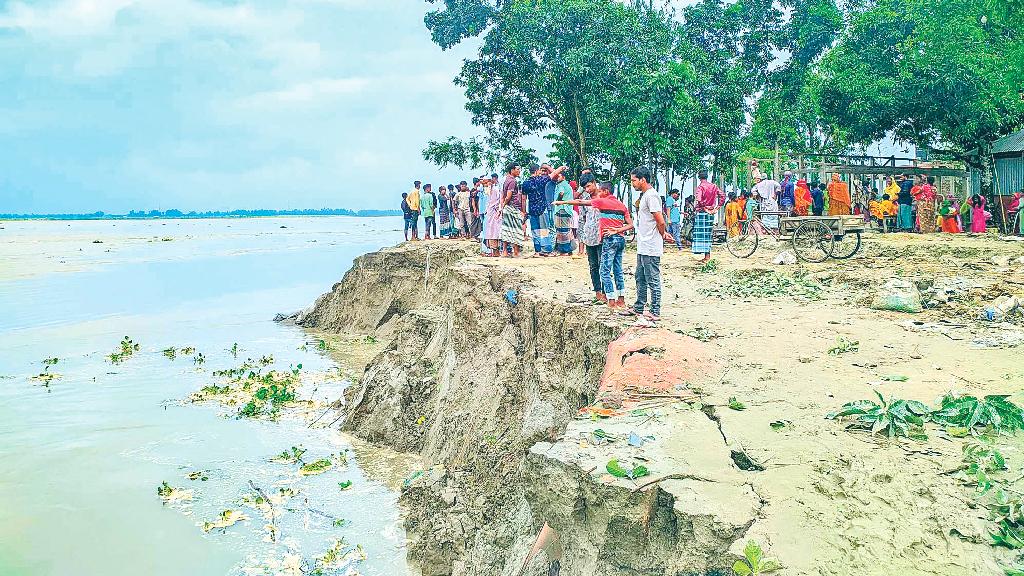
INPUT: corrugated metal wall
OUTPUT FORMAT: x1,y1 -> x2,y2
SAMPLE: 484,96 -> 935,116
969,154 -> 1024,196
996,155 -> 1024,195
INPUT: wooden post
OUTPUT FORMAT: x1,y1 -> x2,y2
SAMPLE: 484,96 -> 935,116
774,146 -> 781,180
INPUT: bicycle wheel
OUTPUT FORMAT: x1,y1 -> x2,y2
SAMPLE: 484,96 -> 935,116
792,221 -> 834,263
831,231 -> 861,259
727,221 -> 759,258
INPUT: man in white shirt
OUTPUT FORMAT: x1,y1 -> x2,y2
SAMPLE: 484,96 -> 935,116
752,175 -> 782,228
623,166 -> 673,324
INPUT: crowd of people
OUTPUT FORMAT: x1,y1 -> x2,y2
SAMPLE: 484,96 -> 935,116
714,160 -> 1018,236
400,165 -> 725,325
399,161 -> 1022,325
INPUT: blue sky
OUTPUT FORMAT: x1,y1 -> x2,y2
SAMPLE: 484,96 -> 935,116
0,0 -> 481,213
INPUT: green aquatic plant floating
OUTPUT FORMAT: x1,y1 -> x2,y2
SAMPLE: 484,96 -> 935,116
41,357 -> 59,370
732,540 -> 781,576
157,481 -> 174,498
186,471 -> 209,481
826,391 -> 929,440
728,397 -> 747,411
271,446 -> 307,465
201,510 -> 248,533
606,459 -> 649,480
931,394 -> 1024,434
228,343 -> 240,358
107,336 -> 141,364
193,352 -> 206,366
162,347 -> 177,360
317,339 -> 330,351
181,346 -> 196,356
338,480 -> 352,491
299,458 -> 333,476
827,337 -> 860,356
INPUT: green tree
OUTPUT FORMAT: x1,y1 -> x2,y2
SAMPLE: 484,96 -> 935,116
748,0 -> 847,157
816,0 -> 1024,199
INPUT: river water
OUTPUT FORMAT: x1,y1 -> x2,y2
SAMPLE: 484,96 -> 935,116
0,217 -> 409,576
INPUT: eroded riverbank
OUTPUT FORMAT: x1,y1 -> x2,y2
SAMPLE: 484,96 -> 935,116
297,234 -> 1024,576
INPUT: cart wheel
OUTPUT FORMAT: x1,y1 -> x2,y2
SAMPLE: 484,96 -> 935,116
831,231 -> 861,259
727,221 -> 759,258
792,221 -> 834,263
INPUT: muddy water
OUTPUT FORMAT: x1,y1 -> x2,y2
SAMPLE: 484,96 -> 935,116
0,217 -> 410,576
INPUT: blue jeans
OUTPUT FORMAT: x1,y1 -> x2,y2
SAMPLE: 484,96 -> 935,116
668,222 -> 682,249
633,254 -> 662,316
529,212 -> 554,254
599,235 -> 625,298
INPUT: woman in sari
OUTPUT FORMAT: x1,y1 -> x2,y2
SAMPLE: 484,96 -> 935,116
915,176 -> 938,233
438,185 -> 455,238
724,192 -> 742,236
884,176 -> 900,202
939,196 -> 961,233
968,194 -> 987,233
827,174 -> 851,215
794,179 -> 812,216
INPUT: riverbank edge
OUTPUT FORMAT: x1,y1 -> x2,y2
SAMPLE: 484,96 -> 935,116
291,241 -> 754,576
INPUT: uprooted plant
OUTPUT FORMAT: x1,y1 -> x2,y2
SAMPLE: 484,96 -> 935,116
826,391 -> 930,440
827,393 -> 1024,440
930,394 -> 1024,435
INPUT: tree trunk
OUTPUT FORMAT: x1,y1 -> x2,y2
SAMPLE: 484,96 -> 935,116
979,144 -> 1001,227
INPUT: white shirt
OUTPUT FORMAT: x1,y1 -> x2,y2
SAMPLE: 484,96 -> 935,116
636,188 -> 664,257
752,179 -> 781,202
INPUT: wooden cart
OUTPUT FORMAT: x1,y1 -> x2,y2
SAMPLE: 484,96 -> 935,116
726,212 -> 866,262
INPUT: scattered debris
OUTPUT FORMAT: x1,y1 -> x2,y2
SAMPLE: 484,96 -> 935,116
827,337 -> 860,355
700,269 -> 823,301
772,251 -> 797,265
980,296 -> 1020,322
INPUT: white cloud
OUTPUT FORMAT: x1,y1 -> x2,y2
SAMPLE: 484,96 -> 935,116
0,0 -> 137,38
235,77 -> 371,109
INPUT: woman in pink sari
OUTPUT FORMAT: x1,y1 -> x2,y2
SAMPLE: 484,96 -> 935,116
969,194 -> 987,233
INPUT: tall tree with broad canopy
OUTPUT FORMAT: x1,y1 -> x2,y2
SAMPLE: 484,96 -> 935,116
816,0 -> 1024,199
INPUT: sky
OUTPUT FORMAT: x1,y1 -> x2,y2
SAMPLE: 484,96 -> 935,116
0,0 -> 483,214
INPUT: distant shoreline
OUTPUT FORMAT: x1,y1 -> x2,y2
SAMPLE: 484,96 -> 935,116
0,212 -> 401,222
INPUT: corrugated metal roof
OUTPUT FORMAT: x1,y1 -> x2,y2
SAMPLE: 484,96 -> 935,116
994,128 -> 1024,154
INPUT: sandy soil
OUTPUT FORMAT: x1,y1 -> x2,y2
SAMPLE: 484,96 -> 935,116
466,231 -> 1024,575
